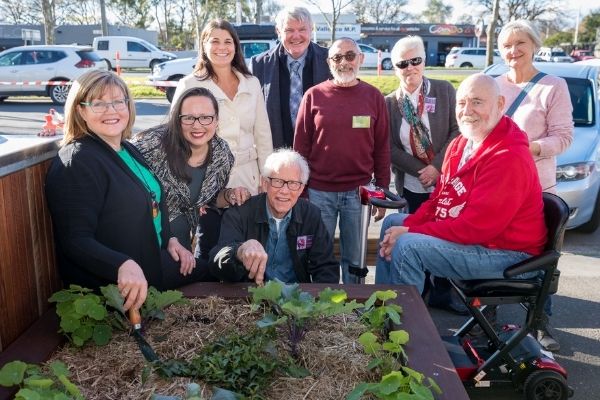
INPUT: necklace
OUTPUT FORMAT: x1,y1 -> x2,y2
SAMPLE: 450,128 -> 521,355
127,151 -> 160,219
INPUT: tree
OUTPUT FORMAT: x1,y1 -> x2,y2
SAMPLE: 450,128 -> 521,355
108,0 -> 153,28
467,0 -> 564,26
304,0 -> 354,42
421,0 -> 453,24
59,0 -> 100,25
353,0 -> 409,25
40,0 -> 57,44
578,9 -> 600,44
485,0 -> 500,67
544,31 -> 575,46
0,0 -> 39,24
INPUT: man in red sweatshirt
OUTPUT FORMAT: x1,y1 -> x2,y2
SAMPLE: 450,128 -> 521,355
294,37 -> 390,284
375,73 -> 546,292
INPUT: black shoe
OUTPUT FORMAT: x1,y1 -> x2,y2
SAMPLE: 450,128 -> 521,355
427,280 -> 469,316
537,315 -> 560,352
467,305 -> 498,338
428,297 -> 470,315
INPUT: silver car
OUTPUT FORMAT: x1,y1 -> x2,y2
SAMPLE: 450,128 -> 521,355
484,62 -> 600,232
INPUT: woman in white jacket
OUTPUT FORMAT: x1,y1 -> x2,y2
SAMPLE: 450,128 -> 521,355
171,18 -> 273,195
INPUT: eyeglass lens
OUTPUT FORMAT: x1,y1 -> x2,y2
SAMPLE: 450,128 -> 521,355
269,177 -> 302,191
395,57 -> 423,69
179,115 -> 215,126
84,99 -> 128,113
330,52 -> 357,63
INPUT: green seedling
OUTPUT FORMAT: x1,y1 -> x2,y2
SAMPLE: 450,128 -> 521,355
0,360 -> 83,399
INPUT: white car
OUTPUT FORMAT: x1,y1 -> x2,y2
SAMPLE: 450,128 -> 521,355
484,62 -> 600,232
445,47 -> 502,68
358,44 -> 393,70
536,47 -> 574,63
149,40 -> 276,102
0,45 -> 107,105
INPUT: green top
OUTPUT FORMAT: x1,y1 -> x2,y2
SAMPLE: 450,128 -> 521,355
117,148 -> 163,246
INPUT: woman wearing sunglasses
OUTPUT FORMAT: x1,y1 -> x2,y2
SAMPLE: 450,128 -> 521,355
45,70 -> 208,313
133,87 -> 251,260
383,36 -> 462,313
170,18 -> 273,195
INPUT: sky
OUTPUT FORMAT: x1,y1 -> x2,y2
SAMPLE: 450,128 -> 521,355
287,0 -> 597,24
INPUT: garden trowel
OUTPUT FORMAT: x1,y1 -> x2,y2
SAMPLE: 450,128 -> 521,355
128,308 -> 159,362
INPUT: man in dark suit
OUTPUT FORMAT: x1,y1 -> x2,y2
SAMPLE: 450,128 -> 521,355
250,6 -> 331,149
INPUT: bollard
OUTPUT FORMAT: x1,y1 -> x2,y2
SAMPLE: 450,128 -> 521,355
115,51 -> 121,76
377,50 -> 382,77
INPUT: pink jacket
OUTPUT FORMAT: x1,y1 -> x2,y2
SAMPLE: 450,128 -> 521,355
404,116 -> 547,256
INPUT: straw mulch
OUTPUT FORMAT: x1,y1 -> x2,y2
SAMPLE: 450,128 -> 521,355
48,296 -> 376,400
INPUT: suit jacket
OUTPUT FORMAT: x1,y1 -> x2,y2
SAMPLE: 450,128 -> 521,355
385,78 -> 459,194
45,134 -> 172,290
209,194 -> 339,284
251,42 -> 331,149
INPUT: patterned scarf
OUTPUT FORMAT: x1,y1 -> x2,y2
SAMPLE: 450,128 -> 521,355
397,79 -> 435,164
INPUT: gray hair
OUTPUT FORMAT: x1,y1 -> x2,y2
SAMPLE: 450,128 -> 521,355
275,6 -> 313,32
391,36 -> 426,65
498,20 -> 542,52
262,149 -> 310,184
328,37 -> 361,57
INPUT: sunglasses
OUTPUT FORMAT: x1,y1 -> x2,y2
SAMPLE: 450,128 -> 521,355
328,51 -> 357,64
395,57 -> 423,69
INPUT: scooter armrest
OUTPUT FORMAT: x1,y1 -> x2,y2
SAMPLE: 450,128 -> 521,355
503,250 -> 561,278
370,197 -> 407,209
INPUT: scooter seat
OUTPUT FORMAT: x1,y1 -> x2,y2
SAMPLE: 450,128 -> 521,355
453,279 -> 541,297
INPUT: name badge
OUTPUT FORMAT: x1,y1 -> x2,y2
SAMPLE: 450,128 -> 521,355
352,115 -> 371,128
296,235 -> 313,250
424,96 -> 436,113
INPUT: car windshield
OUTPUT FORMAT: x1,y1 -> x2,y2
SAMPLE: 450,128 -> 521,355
552,51 -> 567,57
565,77 -> 595,127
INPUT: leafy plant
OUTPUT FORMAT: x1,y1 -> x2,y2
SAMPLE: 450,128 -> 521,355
153,329 -> 279,398
347,366 -> 442,400
249,280 -> 363,358
49,284 -> 186,347
360,290 -> 403,333
358,330 -> 409,374
0,360 -> 83,399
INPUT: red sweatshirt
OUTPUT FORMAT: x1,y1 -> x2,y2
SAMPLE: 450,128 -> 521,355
404,116 -> 547,256
294,79 -> 390,192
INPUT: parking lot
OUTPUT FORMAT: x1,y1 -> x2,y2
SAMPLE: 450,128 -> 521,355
1,89 -> 599,400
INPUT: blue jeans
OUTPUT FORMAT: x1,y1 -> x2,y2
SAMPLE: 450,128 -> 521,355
309,188 -> 361,284
375,213 -> 531,293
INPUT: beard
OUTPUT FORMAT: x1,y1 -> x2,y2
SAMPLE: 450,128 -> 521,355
331,66 -> 358,85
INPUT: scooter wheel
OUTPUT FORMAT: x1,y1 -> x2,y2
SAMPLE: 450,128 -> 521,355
524,370 -> 569,400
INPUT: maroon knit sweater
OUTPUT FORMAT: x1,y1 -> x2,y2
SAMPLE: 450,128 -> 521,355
294,79 -> 390,192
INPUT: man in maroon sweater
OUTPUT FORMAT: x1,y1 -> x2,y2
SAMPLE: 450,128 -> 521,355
294,37 -> 390,284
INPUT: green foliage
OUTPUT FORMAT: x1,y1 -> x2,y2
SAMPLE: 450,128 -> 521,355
361,290 -> 403,332
358,329 -> 409,374
0,360 -> 83,399
154,329 -> 279,398
543,31 -> 575,47
249,280 -> 362,358
347,367 -> 442,400
49,284 -> 185,347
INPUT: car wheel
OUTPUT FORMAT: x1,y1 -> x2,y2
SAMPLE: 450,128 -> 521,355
381,58 -> 393,70
104,59 -> 113,71
150,59 -> 161,70
524,370 -> 569,400
460,62 -> 473,68
577,189 -> 600,233
166,75 -> 184,103
48,81 -> 70,105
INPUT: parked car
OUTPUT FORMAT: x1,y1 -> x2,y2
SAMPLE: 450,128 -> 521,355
536,47 -> 573,63
484,62 -> 600,232
445,47 -> 502,68
148,40 -> 276,102
93,36 -> 177,70
570,49 -> 595,62
357,44 -> 393,70
0,45 -> 107,105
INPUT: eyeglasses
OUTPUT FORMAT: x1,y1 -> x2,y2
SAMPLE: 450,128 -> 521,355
179,114 -> 216,126
80,98 -> 129,113
395,57 -> 423,69
328,51 -> 357,64
267,177 -> 303,191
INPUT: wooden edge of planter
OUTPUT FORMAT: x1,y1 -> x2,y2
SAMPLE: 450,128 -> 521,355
0,309 -> 62,400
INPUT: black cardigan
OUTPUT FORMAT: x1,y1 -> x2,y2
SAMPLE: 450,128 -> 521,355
45,134 -> 172,290
209,193 -> 339,284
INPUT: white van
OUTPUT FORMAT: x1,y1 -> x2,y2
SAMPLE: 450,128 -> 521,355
92,36 -> 177,70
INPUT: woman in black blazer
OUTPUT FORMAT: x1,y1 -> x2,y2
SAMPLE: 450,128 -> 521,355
45,70 -> 209,312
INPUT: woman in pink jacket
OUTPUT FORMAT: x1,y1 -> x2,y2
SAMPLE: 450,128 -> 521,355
496,19 -> 574,352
